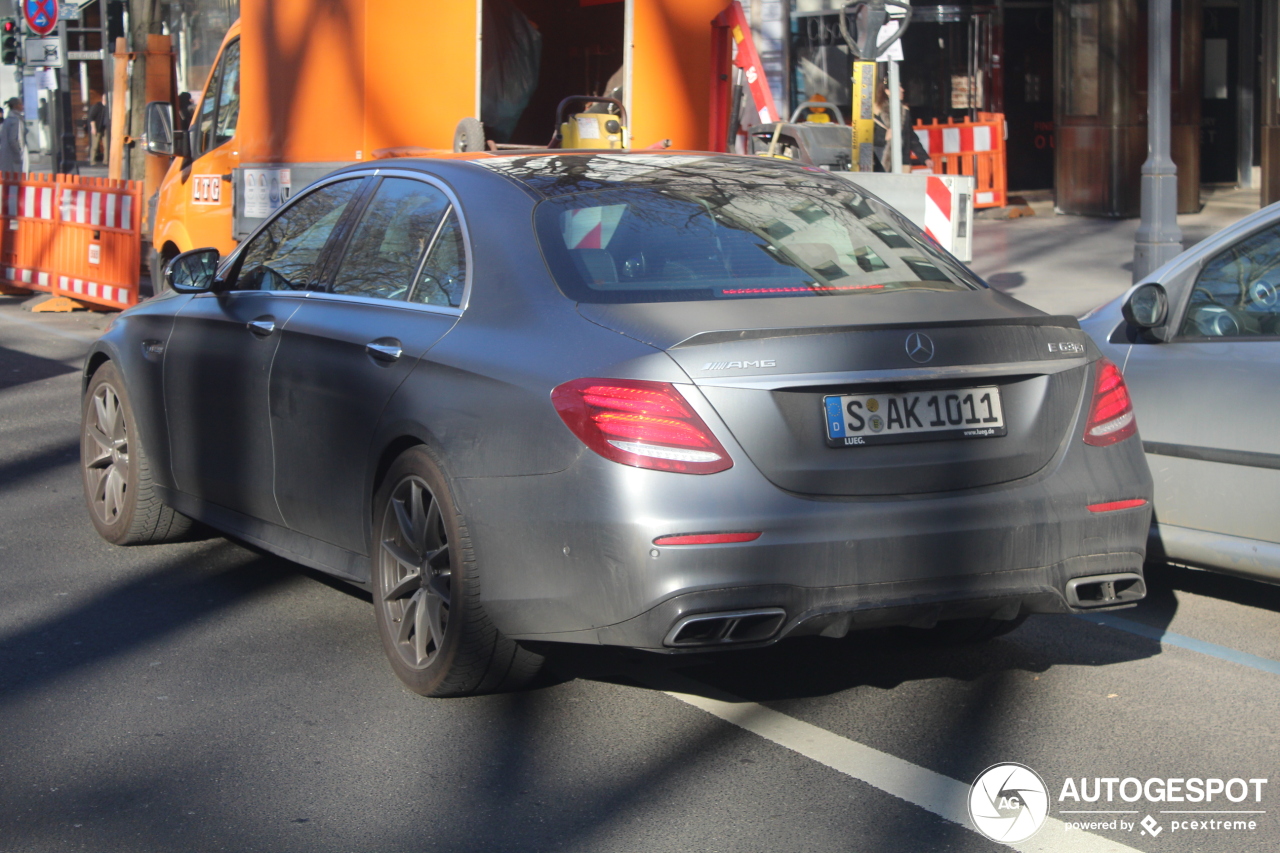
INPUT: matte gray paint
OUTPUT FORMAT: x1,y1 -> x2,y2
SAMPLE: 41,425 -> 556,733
92,153 -> 1154,651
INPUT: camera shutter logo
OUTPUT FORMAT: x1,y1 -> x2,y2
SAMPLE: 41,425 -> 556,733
968,763 -> 1050,842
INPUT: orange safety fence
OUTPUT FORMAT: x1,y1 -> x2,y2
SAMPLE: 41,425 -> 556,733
912,112 -> 1007,209
0,172 -> 142,310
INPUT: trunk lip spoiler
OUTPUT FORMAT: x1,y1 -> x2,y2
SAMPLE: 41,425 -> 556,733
670,315 -> 1083,348
691,357 -> 1091,390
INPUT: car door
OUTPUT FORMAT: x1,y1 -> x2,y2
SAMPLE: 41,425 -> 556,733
1121,219 -> 1280,543
163,177 -> 368,524
270,173 -> 469,555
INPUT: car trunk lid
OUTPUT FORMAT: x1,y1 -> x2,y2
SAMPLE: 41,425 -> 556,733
578,291 -> 1096,496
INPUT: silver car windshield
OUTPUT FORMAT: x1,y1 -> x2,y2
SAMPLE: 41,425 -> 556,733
534,185 -> 983,303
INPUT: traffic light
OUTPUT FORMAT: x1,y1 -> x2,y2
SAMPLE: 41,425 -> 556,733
1,19 -> 19,67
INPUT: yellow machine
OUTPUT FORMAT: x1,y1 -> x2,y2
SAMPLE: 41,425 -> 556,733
555,96 -> 629,150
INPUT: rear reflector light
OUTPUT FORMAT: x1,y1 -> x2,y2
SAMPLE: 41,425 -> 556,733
552,378 -> 733,474
1087,498 -> 1148,513
1083,358 -> 1137,446
653,532 -> 762,546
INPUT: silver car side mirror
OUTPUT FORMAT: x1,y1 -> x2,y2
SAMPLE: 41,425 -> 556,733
165,248 -> 221,293
1122,282 -> 1168,330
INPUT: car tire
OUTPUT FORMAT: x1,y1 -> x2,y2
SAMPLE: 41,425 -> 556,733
81,362 -> 194,545
371,446 -> 543,697
921,614 -> 1029,644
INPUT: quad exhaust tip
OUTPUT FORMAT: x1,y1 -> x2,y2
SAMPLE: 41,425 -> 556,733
664,608 -> 787,647
1065,572 -> 1146,608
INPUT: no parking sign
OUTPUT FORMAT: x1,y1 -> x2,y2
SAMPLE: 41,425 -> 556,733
23,0 -> 59,37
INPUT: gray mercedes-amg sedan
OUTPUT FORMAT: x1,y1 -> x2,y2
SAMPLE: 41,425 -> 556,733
81,152 -> 1152,696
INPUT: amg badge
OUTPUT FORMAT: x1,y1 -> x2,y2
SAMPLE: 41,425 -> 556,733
702,359 -> 777,371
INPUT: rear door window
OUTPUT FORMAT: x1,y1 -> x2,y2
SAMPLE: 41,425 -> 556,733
330,178 -> 452,301
534,185 -> 981,303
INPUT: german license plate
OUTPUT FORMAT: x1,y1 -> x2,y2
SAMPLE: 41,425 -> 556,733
823,386 -> 1006,447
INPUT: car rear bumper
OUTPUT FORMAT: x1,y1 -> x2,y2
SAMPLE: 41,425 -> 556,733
454,429 -> 1153,650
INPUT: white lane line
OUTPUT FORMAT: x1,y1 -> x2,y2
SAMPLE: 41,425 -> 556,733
0,310 -> 100,343
656,676 -> 1143,853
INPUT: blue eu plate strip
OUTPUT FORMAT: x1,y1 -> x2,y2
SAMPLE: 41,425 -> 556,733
824,396 -> 845,439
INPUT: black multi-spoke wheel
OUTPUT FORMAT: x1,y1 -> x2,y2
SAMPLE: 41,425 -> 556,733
371,446 -> 543,697
80,362 -> 192,545
379,475 -> 453,669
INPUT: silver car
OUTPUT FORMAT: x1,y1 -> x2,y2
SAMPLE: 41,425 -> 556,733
82,152 -> 1152,697
1082,201 -> 1280,585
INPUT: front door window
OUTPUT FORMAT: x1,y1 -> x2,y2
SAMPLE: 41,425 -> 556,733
192,39 -> 240,159
232,179 -> 364,292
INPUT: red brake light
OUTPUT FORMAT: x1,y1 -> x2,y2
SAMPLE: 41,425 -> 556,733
552,378 -> 733,474
1083,359 -> 1137,446
1087,498 -> 1148,513
653,532 -> 762,546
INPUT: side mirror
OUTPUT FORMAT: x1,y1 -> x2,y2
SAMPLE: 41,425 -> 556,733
165,248 -> 221,293
1122,282 -> 1169,330
144,101 -> 174,156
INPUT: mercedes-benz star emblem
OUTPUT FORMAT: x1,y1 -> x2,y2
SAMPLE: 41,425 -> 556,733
905,332 -> 935,363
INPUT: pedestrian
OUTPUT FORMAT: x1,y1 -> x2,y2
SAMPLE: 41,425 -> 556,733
874,83 -> 933,172
176,91 -> 194,130
0,97 -> 26,174
88,92 -> 109,165
37,97 -> 48,153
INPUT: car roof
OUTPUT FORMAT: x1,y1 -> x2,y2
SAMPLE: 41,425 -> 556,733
358,150 -> 846,199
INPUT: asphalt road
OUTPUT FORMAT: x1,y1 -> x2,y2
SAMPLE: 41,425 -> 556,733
1,296 -> 1277,853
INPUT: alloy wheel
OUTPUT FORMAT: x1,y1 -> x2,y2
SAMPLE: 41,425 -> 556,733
84,383 -> 131,525
378,476 -> 452,669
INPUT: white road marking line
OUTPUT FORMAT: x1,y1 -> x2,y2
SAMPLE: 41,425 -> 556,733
657,677 -> 1144,852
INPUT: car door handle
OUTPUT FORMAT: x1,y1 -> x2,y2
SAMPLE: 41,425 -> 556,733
247,317 -> 276,336
366,340 -> 403,362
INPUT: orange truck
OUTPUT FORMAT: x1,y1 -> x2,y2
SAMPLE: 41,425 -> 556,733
144,0 -> 732,275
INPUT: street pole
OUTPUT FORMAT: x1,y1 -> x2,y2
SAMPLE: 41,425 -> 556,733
888,59 -> 903,173
55,19 -> 73,173
1132,0 -> 1182,282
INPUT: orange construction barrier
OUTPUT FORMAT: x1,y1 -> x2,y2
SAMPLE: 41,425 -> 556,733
0,172 -> 142,310
912,112 -> 1007,209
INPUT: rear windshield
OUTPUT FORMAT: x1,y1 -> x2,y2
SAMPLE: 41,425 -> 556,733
534,184 -> 983,304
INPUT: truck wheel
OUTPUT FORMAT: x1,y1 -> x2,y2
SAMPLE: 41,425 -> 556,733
371,446 -> 543,697
453,118 -> 486,153
81,362 -> 194,545
149,246 -> 178,295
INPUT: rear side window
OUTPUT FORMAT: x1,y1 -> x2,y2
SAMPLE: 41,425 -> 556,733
411,210 -> 467,308
534,185 -> 981,303
330,178 -> 451,301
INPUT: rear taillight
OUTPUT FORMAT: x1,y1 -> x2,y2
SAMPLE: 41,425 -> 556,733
552,378 -> 733,474
1083,358 -> 1137,446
